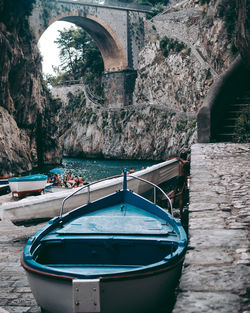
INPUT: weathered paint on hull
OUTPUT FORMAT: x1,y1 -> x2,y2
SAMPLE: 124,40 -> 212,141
24,259 -> 183,313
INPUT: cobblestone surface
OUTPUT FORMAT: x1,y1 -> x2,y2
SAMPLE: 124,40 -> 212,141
0,220 -> 44,313
173,143 -> 250,313
0,143 -> 249,313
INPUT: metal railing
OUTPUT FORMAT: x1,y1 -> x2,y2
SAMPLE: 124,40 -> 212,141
59,170 -> 173,218
60,174 -> 122,217
129,174 -> 173,214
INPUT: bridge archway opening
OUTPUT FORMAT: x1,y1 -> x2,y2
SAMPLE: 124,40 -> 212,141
39,14 -> 127,73
38,21 -> 77,75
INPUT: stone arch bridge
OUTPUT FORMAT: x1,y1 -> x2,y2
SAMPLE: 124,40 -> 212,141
29,0 -> 151,107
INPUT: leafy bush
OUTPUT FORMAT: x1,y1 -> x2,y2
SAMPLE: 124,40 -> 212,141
199,0 -> 211,4
146,4 -> 164,19
234,107 -> 250,143
160,36 -> 190,58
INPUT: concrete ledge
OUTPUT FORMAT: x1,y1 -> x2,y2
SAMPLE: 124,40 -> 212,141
173,143 -> 250,313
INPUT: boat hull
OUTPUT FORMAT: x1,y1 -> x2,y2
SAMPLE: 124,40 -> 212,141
22,182 -> 187,313
24,258 -> 183,313
3,159 -> 182,223
8,175 -> 47,198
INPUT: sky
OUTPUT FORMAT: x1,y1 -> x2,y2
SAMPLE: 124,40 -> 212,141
38,21 -> 75,75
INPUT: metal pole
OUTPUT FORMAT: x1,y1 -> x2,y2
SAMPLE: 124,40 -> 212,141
154,187 -> 156,204
123,169 -> 127,190
88,185 -> 90,203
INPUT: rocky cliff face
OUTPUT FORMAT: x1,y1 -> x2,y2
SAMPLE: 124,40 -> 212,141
236,0 -> 250,69
64,105 -> 196,160
135,0 -> 237,110
0,0 -> 61,176
54,0 -> 241,160
52,84 -> 196,160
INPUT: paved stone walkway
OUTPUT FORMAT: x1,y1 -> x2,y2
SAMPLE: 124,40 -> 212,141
0,143 -> 249,313
173,143 -> 250,313
0,220 -> 43,313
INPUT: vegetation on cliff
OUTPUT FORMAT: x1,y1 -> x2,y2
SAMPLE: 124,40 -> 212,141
234,106 -> 250,143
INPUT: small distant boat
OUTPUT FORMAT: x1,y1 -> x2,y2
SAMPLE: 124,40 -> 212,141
22,170 -> 187,313
0,177 -> 10,185
8,174 -> 48,198
0,183 -> 9,196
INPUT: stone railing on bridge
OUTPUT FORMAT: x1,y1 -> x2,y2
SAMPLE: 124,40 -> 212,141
52,80 -> 105,105
57,0 -> 152,12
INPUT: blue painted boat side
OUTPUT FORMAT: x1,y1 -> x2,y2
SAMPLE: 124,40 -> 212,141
0,180 -> 9,185
8,174 -> 47,182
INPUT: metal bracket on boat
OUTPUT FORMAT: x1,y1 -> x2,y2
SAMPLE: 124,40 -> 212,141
60,174 -> 122,218
73,279 -> 101,313
128,174 -> 173,215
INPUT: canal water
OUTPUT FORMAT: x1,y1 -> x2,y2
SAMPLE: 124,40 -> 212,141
42,157 -> 159,182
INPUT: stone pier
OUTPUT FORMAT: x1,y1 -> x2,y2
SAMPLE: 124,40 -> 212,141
0,143 -> 249,313
173,143 -> 250,313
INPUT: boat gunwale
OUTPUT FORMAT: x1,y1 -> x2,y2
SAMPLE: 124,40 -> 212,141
21,249 -> 186,282
8,175 -> 48,182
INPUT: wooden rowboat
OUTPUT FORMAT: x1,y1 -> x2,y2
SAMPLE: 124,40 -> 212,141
22,170 -> 187,313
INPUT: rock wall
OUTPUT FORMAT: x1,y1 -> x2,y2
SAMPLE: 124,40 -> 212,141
62,104 -> 196,160
135,0 -> 237,111
52,85 -> 196,160
53,0 -> 239,160
0,0 -> 61,176
236,0 -> 250,69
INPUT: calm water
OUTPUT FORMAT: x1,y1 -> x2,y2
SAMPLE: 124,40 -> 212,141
44,158 -> 158,182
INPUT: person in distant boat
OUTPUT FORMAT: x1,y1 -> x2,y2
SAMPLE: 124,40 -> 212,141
78,176 -> 84,186
63,176 -> 71,188
129,168 -> 135,174
74,176 -> 80,187
52,173 -> 62,186
65,172 -> 75,187
73,176 -> 85,187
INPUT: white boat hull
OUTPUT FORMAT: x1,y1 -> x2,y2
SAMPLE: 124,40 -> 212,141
24,259 -> 183,313
2,159 -> 181,223
9,180 -> 47,197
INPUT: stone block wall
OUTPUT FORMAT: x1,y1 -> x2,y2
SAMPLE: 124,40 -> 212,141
102,70 -> 137,107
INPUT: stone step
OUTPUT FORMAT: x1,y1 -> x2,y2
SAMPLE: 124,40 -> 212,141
214,85 -> 250,142
230,103 -> 249,107
235,98 -> 250,104
223,125 -> 236,130
215,133 -> 235,142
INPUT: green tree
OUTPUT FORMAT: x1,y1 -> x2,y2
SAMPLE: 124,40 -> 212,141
52,26 -> 104,95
